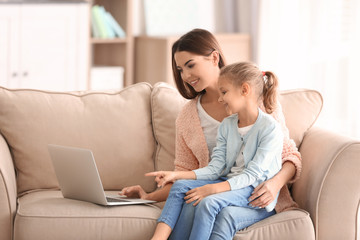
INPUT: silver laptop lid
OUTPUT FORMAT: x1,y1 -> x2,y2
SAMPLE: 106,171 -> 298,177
48,144 -> 108,205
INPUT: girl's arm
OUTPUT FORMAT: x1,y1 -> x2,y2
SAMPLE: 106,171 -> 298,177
145,171 -> 196,188
184,181 -> 231,206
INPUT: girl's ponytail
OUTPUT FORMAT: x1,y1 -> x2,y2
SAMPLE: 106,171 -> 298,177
262,71 -> 279,114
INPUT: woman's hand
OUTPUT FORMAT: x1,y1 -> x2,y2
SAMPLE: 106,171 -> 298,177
248,178 -> 281,208
184,184 -> 216,206
120,185 -> 148,199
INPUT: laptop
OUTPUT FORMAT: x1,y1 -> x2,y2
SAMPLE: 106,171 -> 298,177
48,144 -> 156,206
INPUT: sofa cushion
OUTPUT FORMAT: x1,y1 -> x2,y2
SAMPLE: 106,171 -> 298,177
234,209 -> 315,240
279,89 -> 323,147
151,82 -> 188,171
0,83 -> 156,195
14,190 -> 160,240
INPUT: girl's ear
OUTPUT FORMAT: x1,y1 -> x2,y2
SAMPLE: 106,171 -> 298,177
211,51 -> 220,66
241,83 -> 250,96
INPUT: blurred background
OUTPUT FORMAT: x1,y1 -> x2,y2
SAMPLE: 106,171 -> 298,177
1,0 -> 359,138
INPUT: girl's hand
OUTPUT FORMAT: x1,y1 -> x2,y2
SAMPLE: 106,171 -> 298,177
248,178 -> 281,208
145,171 -> 178,188
120,185 -> 148,199
184,184 -> 216,206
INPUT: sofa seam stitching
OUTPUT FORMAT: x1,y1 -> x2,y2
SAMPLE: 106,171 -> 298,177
15,214 -> 159,220
316,142 -> 360,239
0,169 -> 14,239
238,213 -> 312,234
0,82 -> 152,98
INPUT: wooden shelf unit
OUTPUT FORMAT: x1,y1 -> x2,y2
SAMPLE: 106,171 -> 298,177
90,0 -> 134,88
135,34 -> 251,86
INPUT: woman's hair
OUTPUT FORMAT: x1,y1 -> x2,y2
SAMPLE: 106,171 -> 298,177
172,28 -> 227,99
219,62 -> 279,114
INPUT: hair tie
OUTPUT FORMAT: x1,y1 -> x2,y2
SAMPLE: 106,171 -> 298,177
262,71 -> 268,84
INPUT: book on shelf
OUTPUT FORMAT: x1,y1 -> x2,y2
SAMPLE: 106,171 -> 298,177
91,5 -> 126,39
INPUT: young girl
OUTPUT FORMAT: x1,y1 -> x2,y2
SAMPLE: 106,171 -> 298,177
147,62 -> 284,240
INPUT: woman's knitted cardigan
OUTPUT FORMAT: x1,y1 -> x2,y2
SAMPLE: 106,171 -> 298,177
174,97 -> 301,213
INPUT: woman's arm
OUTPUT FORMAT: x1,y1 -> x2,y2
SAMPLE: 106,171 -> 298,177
270,101 -> 302,182
251,102 -> 301,208
145,184 -> 173,201
248,161 -> 295,208
121,183 -> 173,202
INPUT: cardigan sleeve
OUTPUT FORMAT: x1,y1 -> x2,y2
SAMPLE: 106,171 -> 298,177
174,127 -> 199,171
173,111 -> 200,171
270,102 -> 302,183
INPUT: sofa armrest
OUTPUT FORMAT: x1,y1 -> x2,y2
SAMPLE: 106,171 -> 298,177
0,133 -> 17,240
292,127 -> 360,240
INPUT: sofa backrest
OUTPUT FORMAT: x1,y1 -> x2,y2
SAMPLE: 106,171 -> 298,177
0,82 -> 323,196
279,89 -> 323,147
150,83 -> 188,172
0,83 -> 157,195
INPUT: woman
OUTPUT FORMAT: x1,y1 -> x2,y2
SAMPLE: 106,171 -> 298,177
121,29 -> 301,239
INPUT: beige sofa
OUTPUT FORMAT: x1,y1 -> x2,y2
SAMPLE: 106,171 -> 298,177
0,82 -> 359,240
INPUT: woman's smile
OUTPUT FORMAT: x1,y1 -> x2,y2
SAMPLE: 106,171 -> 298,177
188,78 -> 200,87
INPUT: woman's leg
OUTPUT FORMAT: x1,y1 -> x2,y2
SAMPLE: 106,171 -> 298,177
210,206 -> 275,240
188,186 -> 254,240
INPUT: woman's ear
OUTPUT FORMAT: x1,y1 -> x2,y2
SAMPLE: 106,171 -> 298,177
211,51 -> 220,66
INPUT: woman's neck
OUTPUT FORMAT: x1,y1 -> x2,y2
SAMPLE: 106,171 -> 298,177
202,84 -> 220,104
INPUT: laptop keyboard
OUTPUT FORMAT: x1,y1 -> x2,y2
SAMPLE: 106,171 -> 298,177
106,197 -> 129,202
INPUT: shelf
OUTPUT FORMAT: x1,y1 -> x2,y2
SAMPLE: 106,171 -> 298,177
91,38 -> 127,44
135,34 -> 251,86
89,0 -> 133,88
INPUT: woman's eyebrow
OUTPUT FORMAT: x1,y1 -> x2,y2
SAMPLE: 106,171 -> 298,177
177,59 -> 194,69
184,59 -> 193,67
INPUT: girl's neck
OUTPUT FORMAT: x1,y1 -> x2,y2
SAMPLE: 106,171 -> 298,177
237,105 -> 259,128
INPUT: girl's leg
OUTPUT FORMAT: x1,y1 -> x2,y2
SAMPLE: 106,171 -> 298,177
210,206 -> 275,240
169,201 -> 195,240
151,223 -> 172,240
189,186 -> 254,240
155,179 -> 222,239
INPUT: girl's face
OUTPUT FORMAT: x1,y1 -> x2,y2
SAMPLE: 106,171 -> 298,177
174,51 -> 220,92
217,77 -> 246,115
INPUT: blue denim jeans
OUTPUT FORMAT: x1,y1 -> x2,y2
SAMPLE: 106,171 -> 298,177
159,179 -> 275,240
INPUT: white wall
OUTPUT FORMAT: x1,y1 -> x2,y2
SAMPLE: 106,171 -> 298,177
133,0 -> 232,36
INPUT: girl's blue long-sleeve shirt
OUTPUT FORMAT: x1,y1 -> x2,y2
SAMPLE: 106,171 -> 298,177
193,108 -> 283,194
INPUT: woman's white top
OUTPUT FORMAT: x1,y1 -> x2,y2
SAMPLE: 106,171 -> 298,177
197,95 -> 220,158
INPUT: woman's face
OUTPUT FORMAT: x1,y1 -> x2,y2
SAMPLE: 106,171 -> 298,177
174,51 -> 220,92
